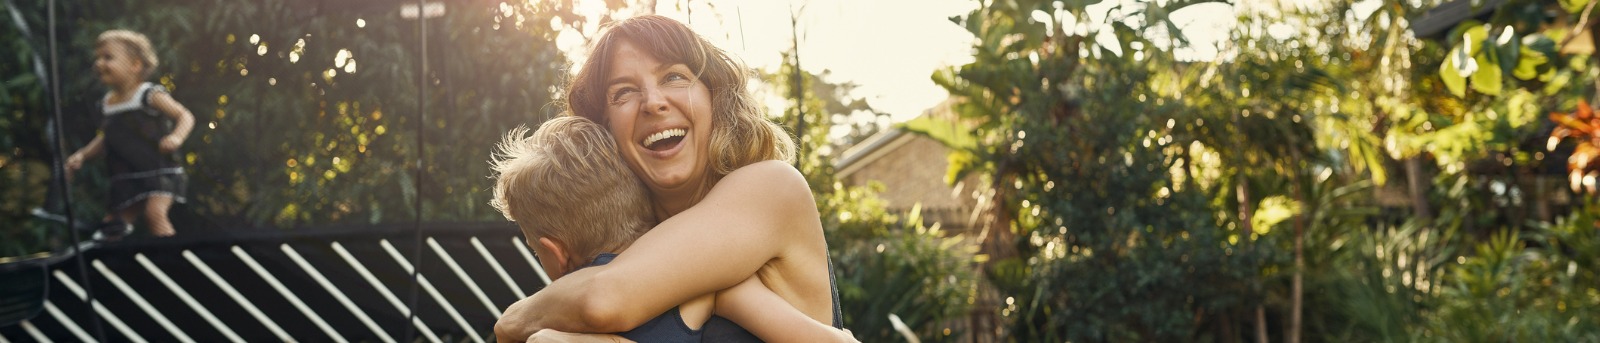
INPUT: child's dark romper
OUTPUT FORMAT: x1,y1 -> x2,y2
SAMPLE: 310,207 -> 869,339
101,82 -> 186,212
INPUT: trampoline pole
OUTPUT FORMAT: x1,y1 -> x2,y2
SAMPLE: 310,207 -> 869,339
404,0 -> 428,341
47,0 -> 108,340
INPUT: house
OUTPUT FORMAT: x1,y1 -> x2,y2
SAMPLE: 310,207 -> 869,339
834,101 -> 983,234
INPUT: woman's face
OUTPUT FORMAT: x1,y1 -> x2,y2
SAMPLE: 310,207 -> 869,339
601,41 -> 715,197
93,44 -> 140,87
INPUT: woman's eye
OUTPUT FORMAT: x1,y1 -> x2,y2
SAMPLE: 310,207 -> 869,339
609,88 -> 637,103
664,73 -> 689,83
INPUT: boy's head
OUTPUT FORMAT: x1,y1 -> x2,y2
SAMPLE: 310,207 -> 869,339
95,30 -> 159,82
491,116 -> 656,279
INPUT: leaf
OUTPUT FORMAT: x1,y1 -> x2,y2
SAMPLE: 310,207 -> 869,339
1562,0 -> 1594,14
1469,52 -> 1502,96
898,115 -> 977,152
1551,100 -> 1595,133
1544,70 -> 1573,95
1513,46 -> 1546,81
1440,48 -> 1468,97
1460,23 -> 1489,55
1495,30 -> 1521,77
945,149 -> 982,186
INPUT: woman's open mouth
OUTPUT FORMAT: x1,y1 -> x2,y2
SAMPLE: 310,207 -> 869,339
642,128 -> 686,152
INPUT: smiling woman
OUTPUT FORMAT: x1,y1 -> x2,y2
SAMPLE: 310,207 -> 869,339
495,15 -> 854,343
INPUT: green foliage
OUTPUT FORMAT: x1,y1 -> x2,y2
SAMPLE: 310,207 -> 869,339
0,0 -> 586,255
1303,202 -> 1459,343
930,0 -> 1600,341
1420,201 -> 1600,341
826,190 -> 980,343
935,0 -> 1280,340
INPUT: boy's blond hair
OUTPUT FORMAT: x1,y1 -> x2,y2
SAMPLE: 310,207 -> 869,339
97,30 -> 159,79
490,116 -> 655,271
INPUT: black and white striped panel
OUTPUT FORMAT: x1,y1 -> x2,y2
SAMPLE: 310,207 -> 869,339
0,227 -> 551,343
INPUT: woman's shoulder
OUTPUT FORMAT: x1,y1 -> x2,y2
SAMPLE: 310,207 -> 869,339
712,160 -> 815,211
725,160 -> 802,181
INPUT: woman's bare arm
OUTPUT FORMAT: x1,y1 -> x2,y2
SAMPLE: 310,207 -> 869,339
495,160 -> 816,341
716,276 -> 857,343
523,330 -> 634,343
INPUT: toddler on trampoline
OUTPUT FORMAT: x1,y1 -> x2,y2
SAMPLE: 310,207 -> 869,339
63,30 -> 194,238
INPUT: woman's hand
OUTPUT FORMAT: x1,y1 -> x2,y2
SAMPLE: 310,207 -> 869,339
159,135 -> 183,153
497,295 -> 548,343
524,329 -> 634,343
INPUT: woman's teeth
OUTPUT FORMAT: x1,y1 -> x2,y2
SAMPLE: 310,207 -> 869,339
643,129 -> 686,147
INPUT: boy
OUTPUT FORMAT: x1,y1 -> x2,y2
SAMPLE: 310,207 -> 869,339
490,116 -> 851,342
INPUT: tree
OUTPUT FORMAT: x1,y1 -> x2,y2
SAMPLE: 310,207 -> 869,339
0,0 -> 597,254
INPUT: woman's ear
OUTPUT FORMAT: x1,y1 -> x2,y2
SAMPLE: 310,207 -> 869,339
537,237 -> 572,278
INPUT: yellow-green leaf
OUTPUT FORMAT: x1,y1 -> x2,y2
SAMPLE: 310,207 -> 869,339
1463,25 -> 1489,54
1513,47 -> 1546,80
900,115 -> 978,152
1441,47 -> 1468,97
1470,53 -> 1502,96
1562,0 -> 1593,14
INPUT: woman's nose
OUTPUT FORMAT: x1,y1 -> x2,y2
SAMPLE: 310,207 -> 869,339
643,87 -> 670,115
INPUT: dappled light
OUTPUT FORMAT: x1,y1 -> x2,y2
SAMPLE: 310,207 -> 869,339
3,0 -> 1600,342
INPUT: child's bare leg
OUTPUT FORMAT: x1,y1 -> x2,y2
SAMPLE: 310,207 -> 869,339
144,196 -> 175,237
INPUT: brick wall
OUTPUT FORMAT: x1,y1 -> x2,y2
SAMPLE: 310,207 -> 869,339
841,135 -> 983,233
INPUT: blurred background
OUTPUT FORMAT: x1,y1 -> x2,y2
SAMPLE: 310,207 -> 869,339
4,0 -> 1600,341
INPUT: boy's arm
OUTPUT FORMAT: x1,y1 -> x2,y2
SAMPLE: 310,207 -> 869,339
524,329 -> 634,343
148,90 -> 193,153
715,276 -> 857,343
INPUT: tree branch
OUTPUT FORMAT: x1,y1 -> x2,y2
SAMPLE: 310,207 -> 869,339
1559,0 -> 1598,50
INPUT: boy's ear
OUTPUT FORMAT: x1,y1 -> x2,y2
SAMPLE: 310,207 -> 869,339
537,237 -> 571,276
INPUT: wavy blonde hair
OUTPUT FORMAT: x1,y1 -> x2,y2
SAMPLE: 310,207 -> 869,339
564,15 -> 794,178
97,30 -> 159,79
490,116 -> 655,271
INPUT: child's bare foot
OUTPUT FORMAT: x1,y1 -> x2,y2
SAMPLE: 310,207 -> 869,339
151,225 -> 175,237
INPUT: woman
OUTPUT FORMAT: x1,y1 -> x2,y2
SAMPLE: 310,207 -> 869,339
495,15 -> 843,341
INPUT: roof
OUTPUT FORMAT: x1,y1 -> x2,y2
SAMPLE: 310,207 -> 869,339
1409,0 -> 1508,40
834,127 -> 914,178
834,100 -> 957,178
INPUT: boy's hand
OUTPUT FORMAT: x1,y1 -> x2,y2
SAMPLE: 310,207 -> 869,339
159,135 -> 183,153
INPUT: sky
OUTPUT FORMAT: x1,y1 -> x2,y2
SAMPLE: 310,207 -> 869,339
554,0 -> 1363,129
